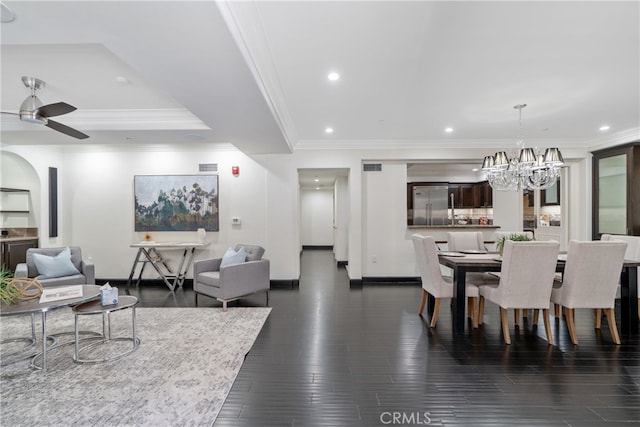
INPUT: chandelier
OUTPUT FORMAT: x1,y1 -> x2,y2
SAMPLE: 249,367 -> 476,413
481,104 -> 563,191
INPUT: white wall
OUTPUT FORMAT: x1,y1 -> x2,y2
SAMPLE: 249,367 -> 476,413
1,142 -> 598,283
334,175 -> 349,262
300,189 -> 333,246
492,190 -> 524,232
362,162 -> 415,276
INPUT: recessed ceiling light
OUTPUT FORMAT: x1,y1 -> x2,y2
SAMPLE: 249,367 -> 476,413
325,127 -> 334,134
472,168 -> 479,172
599,125 -> 611,131
314,178 -> 319,182
445,127 -> 454,133
115,76 -> 130,85
327,72 -> 340,81
316,187 -> 321,190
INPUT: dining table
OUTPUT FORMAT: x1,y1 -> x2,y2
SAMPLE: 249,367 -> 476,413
437,252 -> 640,336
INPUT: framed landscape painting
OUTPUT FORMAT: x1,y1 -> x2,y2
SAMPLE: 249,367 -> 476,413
134,175 -> 219,231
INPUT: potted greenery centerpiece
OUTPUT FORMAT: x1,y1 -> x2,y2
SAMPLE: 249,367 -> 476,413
0,265 -> 43,304
496,233 -> 534,256
0,265 -> 19,304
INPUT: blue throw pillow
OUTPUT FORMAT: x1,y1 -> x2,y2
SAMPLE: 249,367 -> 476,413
32,247 -> 80,279
220,247 -> 246,267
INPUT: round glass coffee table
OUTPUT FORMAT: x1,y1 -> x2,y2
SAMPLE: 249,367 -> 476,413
0,284 -> 101,372
72,295 -> 140,363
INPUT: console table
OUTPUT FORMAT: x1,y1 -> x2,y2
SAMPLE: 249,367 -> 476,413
127,242 -> 209,291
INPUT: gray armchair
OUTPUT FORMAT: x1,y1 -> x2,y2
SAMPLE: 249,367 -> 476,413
193,244 -> 270,311
15,246 -> 95,287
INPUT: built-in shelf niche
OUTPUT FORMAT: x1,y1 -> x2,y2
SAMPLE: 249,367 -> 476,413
0,187 -> 31,214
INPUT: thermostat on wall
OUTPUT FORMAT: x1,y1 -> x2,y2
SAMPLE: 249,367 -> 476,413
231,217 -> 241,225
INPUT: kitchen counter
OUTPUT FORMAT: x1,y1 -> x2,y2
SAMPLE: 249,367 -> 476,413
0,236 -> 39,243
408,225 -> 499,229
407,225 -> 501,244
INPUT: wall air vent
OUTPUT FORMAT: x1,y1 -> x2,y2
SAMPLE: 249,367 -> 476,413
363,163 -> 382,172
199,163 -> 218,172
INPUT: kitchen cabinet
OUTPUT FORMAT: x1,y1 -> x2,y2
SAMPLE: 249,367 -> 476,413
592,142 -> 640,238
1,238 -> 39,271
475,181 -> 493,208
449,182 -> 490,208
448,184 -> 473,208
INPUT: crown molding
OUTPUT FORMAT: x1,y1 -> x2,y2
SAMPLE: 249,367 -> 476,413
584,127 -> 640,152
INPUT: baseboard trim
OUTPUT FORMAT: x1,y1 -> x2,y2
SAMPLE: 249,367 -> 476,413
349,279 -> 363,289
270,279 -> 299,290
361,277 -> 421,286
99,278 -> 194,289
101,278 -> 299,291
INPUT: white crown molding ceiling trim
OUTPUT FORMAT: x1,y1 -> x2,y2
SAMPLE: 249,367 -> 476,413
584,127 -> 640,151
217,1 -> 296,151
1,109 -> 210,131
294,138 -> 595,151
48,142 -> 240,154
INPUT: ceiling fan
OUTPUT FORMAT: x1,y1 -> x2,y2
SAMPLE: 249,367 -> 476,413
1,76 -> 89,139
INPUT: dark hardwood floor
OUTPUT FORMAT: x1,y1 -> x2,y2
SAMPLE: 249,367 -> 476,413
128,249 -> 640,426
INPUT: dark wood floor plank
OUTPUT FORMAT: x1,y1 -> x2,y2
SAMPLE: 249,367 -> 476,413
127,249 -> 640,426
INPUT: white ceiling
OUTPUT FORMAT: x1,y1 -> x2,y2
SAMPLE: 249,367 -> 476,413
1,1 -> 639,156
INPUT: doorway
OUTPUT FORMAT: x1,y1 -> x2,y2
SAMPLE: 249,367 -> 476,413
298,168 -> 349,264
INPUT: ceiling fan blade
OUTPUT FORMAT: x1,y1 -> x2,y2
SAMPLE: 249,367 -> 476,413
1,111 -> 20,116
38,102 -> 77,118
46,119 -> 89,139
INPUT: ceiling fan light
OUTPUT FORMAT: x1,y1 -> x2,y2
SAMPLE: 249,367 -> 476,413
19,94 -> 43,113
19,110 -> 47,125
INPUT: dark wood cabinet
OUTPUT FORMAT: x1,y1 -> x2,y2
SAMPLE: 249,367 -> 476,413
1,238 -> 39,271
476,181 -> 493,208
449,182 -> 491,208
592,142 -> 640,238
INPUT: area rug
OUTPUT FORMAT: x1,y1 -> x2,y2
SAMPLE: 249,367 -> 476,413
0,307 -> 271,426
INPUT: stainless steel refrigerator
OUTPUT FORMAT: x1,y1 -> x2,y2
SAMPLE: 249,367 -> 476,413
412,185 -> 449,225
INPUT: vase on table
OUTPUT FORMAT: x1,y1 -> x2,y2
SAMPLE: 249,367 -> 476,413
197,228 -> 206,243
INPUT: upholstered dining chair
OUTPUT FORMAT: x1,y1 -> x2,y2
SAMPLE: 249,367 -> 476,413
412,234 -> 480,328
550,240 -> 627,345
600,234 -> 640,322
475,240 -> 560,345
446,231 -> 498,318
491,230 -> 536,323
447,231 -> 486,252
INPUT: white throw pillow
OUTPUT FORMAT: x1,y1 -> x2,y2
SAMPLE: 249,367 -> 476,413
32,247 -> 80,279
220,247 -> 246,267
